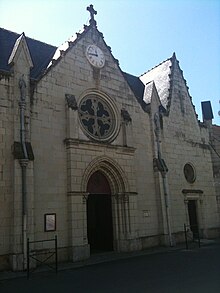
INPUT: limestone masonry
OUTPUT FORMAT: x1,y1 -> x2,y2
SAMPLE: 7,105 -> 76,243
0,5 -> 219,271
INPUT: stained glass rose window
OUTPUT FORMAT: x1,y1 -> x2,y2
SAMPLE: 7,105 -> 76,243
78,94 -> 117,142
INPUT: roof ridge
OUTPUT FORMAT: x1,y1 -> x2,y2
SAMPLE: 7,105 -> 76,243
0,27 -> 57,49
139,54 -> 174,77
25,35 -> 57,49
0,27 -> 20,36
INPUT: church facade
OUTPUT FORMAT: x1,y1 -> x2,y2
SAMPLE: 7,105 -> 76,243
0,6 -> 219,271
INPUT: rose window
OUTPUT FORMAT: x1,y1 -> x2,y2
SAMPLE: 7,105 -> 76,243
78,94 -> 116,142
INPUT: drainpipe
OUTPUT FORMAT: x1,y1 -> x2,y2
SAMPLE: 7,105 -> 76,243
19,76 -> 29,270
154,112 -> 173,247
161,171 -> 173,247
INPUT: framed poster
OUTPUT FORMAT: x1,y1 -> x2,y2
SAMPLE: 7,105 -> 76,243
44,213 -> 56,232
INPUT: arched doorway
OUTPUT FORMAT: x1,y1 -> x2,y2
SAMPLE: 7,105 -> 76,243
87,171 -> 113,253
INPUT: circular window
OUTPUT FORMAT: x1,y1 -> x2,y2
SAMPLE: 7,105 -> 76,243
78,93 -> 118,142
184,163 -> 196,183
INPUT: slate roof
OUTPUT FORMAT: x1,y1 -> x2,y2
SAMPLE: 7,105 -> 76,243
0,28 -> 57,79
122,72 -> 145,102
140,58 -> 172,108
0,26 -> 175,110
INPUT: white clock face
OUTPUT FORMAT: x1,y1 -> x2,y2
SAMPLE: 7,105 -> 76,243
86,45 -> 105,68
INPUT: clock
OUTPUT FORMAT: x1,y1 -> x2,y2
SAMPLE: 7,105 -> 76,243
86,44 -> 105,68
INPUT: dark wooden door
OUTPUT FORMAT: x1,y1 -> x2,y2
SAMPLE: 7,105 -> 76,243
188,200 -> 199,238
87,171 -> 113,252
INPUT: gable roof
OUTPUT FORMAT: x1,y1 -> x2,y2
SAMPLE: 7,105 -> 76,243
140,53 -> 199,121
1,27 -> 189,115
0,28 -> 57,79
0,25 -> 147,104
8,33 -> 33,68
140,57 -> 173,108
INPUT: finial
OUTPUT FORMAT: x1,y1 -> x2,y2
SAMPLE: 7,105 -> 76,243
87,4 -> 97,25
172,52 -> 176,60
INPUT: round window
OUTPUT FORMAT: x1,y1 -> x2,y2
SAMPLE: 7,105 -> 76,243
184,163 -> 196,183
78,93 -> 117,142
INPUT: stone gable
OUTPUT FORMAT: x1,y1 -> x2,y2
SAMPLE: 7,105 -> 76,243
0,6 -> 219,271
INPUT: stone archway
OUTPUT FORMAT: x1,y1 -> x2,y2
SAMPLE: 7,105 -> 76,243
87,171 -> 113,252
82,156 -> 133,252
81,156 -> 128,196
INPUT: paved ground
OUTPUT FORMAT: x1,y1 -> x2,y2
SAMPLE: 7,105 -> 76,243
0,242 -> 220,292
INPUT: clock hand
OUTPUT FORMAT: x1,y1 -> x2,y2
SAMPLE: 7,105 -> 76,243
88,53 -> 98,57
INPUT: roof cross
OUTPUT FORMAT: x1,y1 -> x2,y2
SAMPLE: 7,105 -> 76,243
87,4 -> 97,25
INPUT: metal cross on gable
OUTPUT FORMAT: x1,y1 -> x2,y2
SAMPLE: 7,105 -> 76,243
87,4 -> 97,25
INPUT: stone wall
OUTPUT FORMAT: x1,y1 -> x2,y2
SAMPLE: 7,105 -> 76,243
30,26 -> 161,261
1,24 -> 220,271
211,125 -> 220,218
0,75 -> 14,270
161,60 -> 219,241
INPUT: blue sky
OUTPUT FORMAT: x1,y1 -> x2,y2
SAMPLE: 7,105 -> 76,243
1,0 -> 219,124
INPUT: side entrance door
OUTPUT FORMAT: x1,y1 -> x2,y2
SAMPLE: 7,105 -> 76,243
188,200 -> 199,238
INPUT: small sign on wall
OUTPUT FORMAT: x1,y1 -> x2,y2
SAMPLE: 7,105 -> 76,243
44,213 -> 56,232
143,210 -> 150,217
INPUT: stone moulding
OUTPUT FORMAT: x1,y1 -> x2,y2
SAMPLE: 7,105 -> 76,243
81,155 -> 129,195
182,189 -> 204,194
63,137 -> 136,153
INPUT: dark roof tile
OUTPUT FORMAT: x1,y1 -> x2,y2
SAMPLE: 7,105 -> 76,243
123,72 -> 145,101
0,28 -> 57,79
140,58 -> 172,108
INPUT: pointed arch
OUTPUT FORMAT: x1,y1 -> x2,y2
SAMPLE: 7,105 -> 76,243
81,156 -> 129,195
